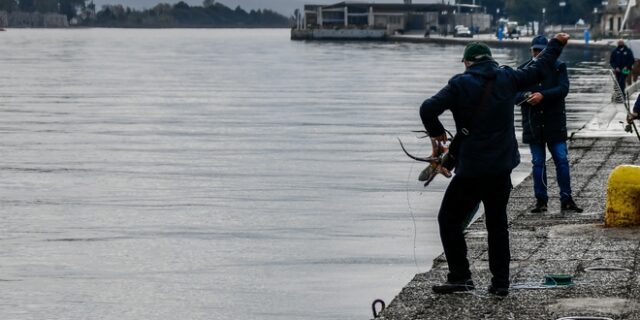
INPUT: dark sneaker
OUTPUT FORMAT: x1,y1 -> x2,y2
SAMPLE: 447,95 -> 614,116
561,198 -> 583,213
488,285 -> 509,296
530,199 -> 548,213
432,279 -> 475,294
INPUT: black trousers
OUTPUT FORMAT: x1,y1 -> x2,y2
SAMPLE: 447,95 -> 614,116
617,72 -> 628,97
437,173 -> 512,288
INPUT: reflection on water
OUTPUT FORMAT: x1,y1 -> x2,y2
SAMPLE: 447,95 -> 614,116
0,29 -> 610,319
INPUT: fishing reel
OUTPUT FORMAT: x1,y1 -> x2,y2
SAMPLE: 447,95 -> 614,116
621,118 -> 635,133
516,92 -> 532,106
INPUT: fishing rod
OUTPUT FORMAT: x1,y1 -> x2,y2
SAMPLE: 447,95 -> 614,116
609,69 -> 640,142
515,92 -> 533,106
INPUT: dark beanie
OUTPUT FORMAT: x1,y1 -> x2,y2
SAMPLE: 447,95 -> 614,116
462,42 -> 493,62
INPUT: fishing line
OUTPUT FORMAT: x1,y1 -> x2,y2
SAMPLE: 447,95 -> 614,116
609,69 -> 640,141
540,159 -> 548,191
405,162 -> 420,273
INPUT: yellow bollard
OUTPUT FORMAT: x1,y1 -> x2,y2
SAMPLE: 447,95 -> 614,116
605,165 -> 640,227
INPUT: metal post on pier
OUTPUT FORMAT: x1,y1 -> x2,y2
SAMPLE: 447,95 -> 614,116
344,6 -> 348,27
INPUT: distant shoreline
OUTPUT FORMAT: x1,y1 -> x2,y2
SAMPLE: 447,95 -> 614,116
0,2 -> 290,29
291,31 -> 615,52
0,26 -> 289,29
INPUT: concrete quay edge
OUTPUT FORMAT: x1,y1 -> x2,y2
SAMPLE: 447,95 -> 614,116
379,135 -> 640,320
388,34 -> 614,51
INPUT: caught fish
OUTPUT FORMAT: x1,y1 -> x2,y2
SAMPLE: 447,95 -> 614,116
398,135 -> 454,187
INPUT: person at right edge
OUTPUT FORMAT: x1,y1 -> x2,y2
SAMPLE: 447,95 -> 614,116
515,35 -> 583,214
628,94 -> 640,123
420,33 -> 570,297
610,39 -> 635,100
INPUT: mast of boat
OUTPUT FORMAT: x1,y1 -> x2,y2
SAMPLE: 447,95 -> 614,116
620,0 -> 637,34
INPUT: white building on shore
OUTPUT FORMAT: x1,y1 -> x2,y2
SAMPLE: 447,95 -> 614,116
294,1 -> 492,39
600,0 -> 640,37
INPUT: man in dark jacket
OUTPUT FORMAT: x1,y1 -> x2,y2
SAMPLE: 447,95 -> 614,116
515,35 -> 583,214
420,33 -> 569,296
610,39 -> 635,98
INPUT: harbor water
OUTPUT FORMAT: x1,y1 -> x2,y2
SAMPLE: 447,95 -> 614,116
0,29 -> 611,319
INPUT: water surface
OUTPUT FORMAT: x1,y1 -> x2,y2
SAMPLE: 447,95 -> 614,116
0,29 -> 611,319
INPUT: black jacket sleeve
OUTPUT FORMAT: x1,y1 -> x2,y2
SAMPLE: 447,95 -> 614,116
419,79 -> 458,137
610,50 -> 616,69
540,62 -> 569,102
627,48 -> 635,69
515,59 -> 533,105
508,38 -> 564,91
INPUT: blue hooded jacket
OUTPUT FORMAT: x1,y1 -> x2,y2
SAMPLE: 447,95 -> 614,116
515,59 -> 570,144
419,38 -> 565,177
610,45 -> 635,70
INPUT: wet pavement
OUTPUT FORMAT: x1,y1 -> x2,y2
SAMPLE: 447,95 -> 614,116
378,104 -> 640,319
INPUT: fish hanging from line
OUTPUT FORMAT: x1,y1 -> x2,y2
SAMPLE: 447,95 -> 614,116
398,130 -> 454,187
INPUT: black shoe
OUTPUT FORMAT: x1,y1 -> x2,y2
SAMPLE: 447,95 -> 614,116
432,279 -> 475,294
530,199 -> 548,213
488,285 -> 509,296
561,198 -> 583,213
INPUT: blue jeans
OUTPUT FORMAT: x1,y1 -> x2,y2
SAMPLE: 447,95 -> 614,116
529,142 -> 572,202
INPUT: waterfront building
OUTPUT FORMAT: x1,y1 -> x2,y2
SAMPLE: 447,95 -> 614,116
294,1 -> 491,39
600,0 -> 640,37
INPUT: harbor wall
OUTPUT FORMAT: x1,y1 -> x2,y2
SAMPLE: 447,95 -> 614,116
291,28 -> 387,40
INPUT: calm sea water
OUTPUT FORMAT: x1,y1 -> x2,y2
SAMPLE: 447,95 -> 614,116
0,29 -> 610,319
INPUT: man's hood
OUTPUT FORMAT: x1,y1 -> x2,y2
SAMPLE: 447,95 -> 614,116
464,59 -> 499,80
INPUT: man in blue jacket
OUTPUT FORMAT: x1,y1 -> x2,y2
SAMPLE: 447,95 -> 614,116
420,33 -> 569,296
515,35 -> 583,214
610,39 -> 635,98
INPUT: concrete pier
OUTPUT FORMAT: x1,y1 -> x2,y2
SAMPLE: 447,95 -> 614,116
379,103 -> 640,319
292,31 -> 616,51
389,34 -> 614,51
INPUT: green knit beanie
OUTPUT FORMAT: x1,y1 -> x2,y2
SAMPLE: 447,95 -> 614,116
462,42 -> 493,62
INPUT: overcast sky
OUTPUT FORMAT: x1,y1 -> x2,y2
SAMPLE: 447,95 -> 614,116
91,0 -> 442,16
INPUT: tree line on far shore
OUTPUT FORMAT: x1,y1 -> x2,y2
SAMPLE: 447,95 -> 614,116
90,0 -> 289,27
0,0 -> 84,19
0,0 -> 290,28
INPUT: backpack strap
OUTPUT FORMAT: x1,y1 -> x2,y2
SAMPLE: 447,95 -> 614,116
460,77 -> 495,136
448,77 -> 495,158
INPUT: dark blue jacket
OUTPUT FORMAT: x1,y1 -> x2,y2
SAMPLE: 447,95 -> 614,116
515,59 -> 570,144
634,94 -> 640,113
610,45 -> 635,70
419,38 -> 565,177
